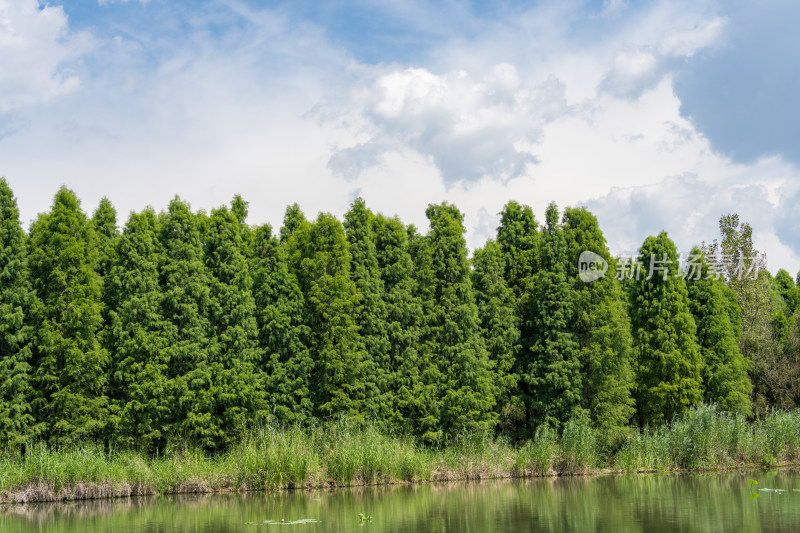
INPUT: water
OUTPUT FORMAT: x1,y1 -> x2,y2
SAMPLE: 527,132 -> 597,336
3,470 -> 800,533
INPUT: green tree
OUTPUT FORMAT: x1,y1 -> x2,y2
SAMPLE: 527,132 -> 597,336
704,214 -> 796,413
90,197 -> 119,282
251,223 -> 313,423
773,269 -> 800,315
630,232 -> 703,426
344,198 -> 390,421
280,203 -> 306,244
373,214 -> 435,437
28,187 -> 109,446
105,208 -> 173,451
0,178 -> 37,446
685,247 -> 752,415
157,197 -> 221,449
496,201 -> 539,300
425,203 -> 495,436
471,240 -> 521,431
562,206 -> 634,441
519,202 -> 583,430
289,212 -> 366,419
203,201 -> 269,446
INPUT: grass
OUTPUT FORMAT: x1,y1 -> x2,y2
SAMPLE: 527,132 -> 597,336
4,405 -> 800,503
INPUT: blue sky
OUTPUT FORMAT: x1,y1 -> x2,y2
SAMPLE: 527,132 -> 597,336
1,0 -> 799,273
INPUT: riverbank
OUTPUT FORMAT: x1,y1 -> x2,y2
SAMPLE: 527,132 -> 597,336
3,406 -> 800,504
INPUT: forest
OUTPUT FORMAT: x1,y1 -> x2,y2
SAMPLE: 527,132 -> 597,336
2,177 -> 800,454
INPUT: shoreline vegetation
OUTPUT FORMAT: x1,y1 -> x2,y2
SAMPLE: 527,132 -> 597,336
3,406 -> 800,504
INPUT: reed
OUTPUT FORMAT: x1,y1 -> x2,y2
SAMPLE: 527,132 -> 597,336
5,407 -> 800,503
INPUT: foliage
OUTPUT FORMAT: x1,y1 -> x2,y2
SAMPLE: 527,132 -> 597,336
685,246 -> 752,415
27,188 -> 110,446
562,206 -> 635,443
629,232 -> 703,426
4,185 -> 799,454
424,203 -> 496,436
519,203 -> 583,430
0,179 -> 37,446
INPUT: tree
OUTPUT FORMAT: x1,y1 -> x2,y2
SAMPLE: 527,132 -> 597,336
402,222 -> 443,441
519,202 -> 583,431
373,215 -> 435,436
704,214 -> 797,413
280,203 -> 306,244
28,187 -> 109,446
496,201 -> 538,300
251,223 -> 313,423
344,198 -> 390,421
203,201 -> 269,446
562,206 -> 634,441
157,197 -> 220,449
0,178 -> 37,446
471,240 -> 520,431
91,197 -> 119,283
773,269 -> 800,315
629,232 -> 703,426
685,247 -> 752,415
290,213 -> 366,419
425,203 -> 495,436
105,208 -> 173,451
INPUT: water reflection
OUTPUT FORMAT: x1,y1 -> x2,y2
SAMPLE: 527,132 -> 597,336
2,471 -> 800,533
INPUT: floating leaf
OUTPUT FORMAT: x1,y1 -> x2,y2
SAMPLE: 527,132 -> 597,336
748,479 -> 759,486
250,518 -> 320,526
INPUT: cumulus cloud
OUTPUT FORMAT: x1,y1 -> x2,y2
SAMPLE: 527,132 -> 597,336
326,64 -> 568,184
2,0 -> 799,278
0,0 -> 91,114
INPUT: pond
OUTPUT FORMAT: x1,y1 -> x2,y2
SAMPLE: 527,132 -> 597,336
2,470 -> 800,532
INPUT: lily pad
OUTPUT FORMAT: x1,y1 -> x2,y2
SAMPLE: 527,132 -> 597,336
249,519 -> 321,526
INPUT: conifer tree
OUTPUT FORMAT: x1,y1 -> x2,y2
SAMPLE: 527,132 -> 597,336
520,202 -> 583,430
685,246 -> 752,415
280,203 -> 307,244
344,198 -> 390,420
372,214 -> 432,436
774,269 -> 800,315
496,201 -> 539,300
562,207 -> 635,441
203,201 -> 268,444
630,232 -> 703,426
406,228 -> 445,438
0,178 -> 37,446
105,208 -> 173,451
425,203 -> 495,435
157,198 -> 222,449
290,213 -> 366,418
28,187 -> 109,445
496,201 -> 540,432
251,223 -> 313,423
91,197 -> 119,282
471,240 -> 520,428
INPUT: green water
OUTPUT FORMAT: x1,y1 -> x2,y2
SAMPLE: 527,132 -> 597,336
3,471 -> 800,532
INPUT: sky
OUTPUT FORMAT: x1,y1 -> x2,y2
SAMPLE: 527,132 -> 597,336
1,0 -> 799,274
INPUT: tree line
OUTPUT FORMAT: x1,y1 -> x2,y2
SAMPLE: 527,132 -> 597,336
1,178 -> 799,452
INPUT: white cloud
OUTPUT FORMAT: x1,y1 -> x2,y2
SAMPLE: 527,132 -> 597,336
1,0 -> 798,278
0,0 -> 91,113
327,64 -> 568,183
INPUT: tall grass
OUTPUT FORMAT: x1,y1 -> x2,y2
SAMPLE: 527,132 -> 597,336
4,406 -> 800,503
613,404 -> 800,471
